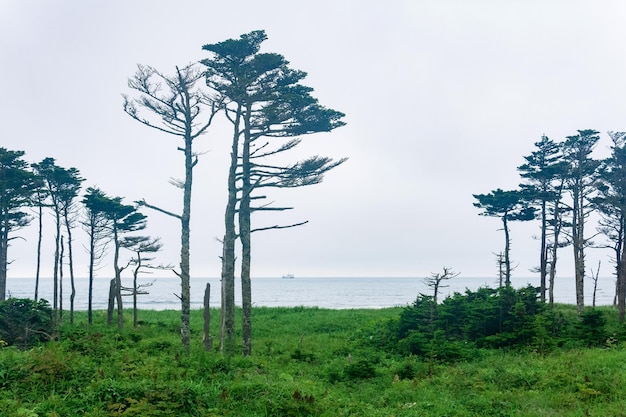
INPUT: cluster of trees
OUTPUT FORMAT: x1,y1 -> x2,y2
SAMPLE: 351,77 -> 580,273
0,30 -> 346,356
473,130 -> 626,321
366,285 -> 611,364
0,151 -> 163,327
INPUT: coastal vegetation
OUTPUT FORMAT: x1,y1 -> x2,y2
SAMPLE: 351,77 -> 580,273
2,290 -> 626,416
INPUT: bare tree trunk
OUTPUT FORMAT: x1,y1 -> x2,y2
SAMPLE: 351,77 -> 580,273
53,211 -> 61,321
503,216 -> 512,286
113,234 -> 124,330
0,228 -> 7,302
35,202 -> 43,301
88,232 -> 95,325
203,283 -> 213,351
240,107 -> 253,356
220,107 -> 241,356
619,239 -> 626,321
572,187 -> 585,313
133,271 -> 138,328
66,215 -> 76,324
107,278 -> 116,325
59,235 -> 64,324
539,200 -> 547,302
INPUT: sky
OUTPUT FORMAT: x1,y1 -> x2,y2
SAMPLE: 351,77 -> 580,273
1,1 -> 626,281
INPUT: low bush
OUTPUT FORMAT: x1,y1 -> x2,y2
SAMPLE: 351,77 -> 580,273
0,298 -> 54,349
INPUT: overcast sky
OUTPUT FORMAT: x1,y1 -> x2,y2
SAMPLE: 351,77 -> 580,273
2,1 -> 626,281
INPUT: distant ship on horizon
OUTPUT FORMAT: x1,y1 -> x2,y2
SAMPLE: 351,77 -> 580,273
282,273 -> 295,279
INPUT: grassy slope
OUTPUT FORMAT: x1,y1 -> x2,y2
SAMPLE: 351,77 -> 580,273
1,306 -> 626,416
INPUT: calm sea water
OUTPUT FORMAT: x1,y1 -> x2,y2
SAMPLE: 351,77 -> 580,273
5,275 -> 618,311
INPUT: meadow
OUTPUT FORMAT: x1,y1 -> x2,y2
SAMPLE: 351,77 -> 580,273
1,305 -> 626,416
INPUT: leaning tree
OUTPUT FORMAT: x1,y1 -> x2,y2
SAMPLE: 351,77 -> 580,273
123,63 -> 219,349
0,148 -> 36,301
473,188 -> 536,286
202,30 -> 346,356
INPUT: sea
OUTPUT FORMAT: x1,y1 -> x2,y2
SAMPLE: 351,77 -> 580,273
4,275 -> 618,311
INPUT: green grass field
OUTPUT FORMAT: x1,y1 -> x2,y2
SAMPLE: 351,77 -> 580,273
1,306 -> 626,416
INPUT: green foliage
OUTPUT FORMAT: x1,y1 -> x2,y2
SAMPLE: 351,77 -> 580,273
0,298 -> 54,349
1,307 -> 626,416
391,285 -> 547,359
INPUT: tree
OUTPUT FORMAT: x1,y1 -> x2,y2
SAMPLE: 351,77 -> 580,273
103,197 -> 147,330
518,135 -> 566,302
120,236 -> 166,327
424,267 -> 459,324
0,148 -> 35,301
594,131 -> 626,320
202,30 -> 346,356
473,188 -> 536,286
31,158 -> 83,322
124,63 -> 218,350
562,129 -> 602,313
82,187 -> 113,324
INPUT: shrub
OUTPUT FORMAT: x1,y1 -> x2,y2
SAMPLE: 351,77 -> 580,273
0,298 -> 54,349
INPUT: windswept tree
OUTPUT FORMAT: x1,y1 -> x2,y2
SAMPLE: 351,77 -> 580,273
103,198 -> 147,329
31,158 -> 83,322
82,187 -> 113,324
518,135 -> 567,302
562,129 -> 602,313
595,131 -> 626,320
202,30 -> 346,356
0,148 -> 36,301
120,236 -> 167,327
473,188 -> 536,286
124,63 -> 219,350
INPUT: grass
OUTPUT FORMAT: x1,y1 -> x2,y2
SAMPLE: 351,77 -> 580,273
1,306 -> 626,416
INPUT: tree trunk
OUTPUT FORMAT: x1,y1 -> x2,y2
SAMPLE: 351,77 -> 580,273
0,225 -> 7,302
572,186 -> 585,313
65,216 -> 76,324
503,215 -> 511,286
539,199 -> 547,302
88,228 -> 95,325
133,270 -> 138,328
219,106 -> 241,356
35,202 -> 43,301
240,106 -> 253,356
59,235 -> 64,324
107,278 -> 116,325
53,210 -> 61,321
617,236 -> 626,323
179,132 -> 193,351
203,282 -> 213,351
113,231 -> 124,330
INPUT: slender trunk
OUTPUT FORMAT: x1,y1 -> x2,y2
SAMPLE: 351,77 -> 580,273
0,221 -> 7,302
179,132 -> 193,351
88,224 -> 95,325
133,269 -> 138,328
572,185 -> 585,313
240,105 -> 253,356
616,232 -> 626,323
53,209 -> 61,321
503,215 -> 511,286
35,202 -> 43,301
113,228 -> 123,330
220,105 -> 241,356
107,278 -> 115,325
539,199 -> 547,302
203,282 -> 213,351
65,214 -> 76,324
59,235 -> 64,324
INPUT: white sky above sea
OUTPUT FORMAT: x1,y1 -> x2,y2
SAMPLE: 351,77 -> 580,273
1,1 -> 626,281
